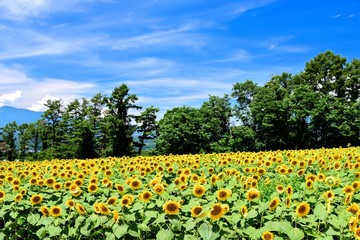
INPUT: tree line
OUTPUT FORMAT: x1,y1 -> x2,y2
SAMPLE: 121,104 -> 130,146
0,50 -> 359,160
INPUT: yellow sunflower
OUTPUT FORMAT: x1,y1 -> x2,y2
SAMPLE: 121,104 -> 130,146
99,203 -> 111,215
14,193 -> 23,202
139,191 -> 152,202
0,190 -> 5,201
115,184 -> 125,193
246,188 -> 260,201
209,203 -> 224,221
49,206 -> 62,217
268,197 -> 280,211
163,200 -> 181,215
153,183 -> 165,195
65,199 -> 76,208
30,194 -> 43,205
261,231 -> 274,240
323,190 -> 335,202
296,202 -> 310,218
193,184 -> 206,198
113,210 -> 120,223
107,196 -> 117,205
129,179 -> 142,190
240,205 -> 248,217
191,206 -> 206,218
75,203 -> 86,215
216,189 -> 232,201
40,206 -> 49,216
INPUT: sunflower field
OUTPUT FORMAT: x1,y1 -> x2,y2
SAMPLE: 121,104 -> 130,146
0,147 -> 360,240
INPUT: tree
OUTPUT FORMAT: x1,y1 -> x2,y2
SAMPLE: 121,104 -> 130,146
200,95 -> 232,152
103,84 -> 141,157
135,106 -> 159,155
301,50 -> 347,98
156,106 -> 205,155
344,59 -> 360,103
232,80 -> 259,127
0,122 -> 18,161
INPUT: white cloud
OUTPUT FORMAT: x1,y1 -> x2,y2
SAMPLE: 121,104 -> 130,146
29,94 -> 59,111
0,65 -> 97,111
0,90 -> 22,106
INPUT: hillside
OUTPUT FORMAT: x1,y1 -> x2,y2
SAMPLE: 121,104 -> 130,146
0,106 -> 42,128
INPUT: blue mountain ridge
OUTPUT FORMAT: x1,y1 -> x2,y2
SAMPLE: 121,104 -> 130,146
0,106 -> 43,128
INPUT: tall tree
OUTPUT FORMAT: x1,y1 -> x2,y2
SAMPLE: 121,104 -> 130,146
135,106 -> 159,155
156,106 -> 204,155
301,50 -> 347,98
103,84 -> 141,157
0,122 -> 18,161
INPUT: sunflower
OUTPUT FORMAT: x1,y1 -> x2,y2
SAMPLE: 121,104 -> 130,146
107,196 -> 117,205
268,197 -> 280,211
113,210 -> 120,223
129,179 -> 142,190
163,200 -> 181,215
139,191 -> 152,202
15,193 -> 23,202
75,203 -> 86,215
65,199 -> 76,208
296,202 -> 310,218
276,185 -> 284,194
105,169 -> 113,177
74,179 -> 84,187
40,206 -> 49,216
88,183 -> 98,193
121,194 -> 135,207
45,177 -> 56,187
115,184 -> 125,193
70,184 -> 81,197
93,203 -> 101,214
216,189 -> 232,201
347,203 -> 360,215
191,206 -> 205,218
297,169 -> 305,176
355,227 -> 360,239
240,205 -> 248,217
29,177 -> 38,185
345,194 -> 353,206
323,190 -> 335,202
353,181 -> 360,192
286,185 -> 293,196
209,203 -> 224,220
49,206 -> 62,217
193,184 -> 206,198
53,183 -> 62,191
64,181 -> 72,189
98,203 -> 111,215
153,183 -> 165,195
349,216 -> 358,231
305,179 -> 314,189
343,185 -> 355,195
246,188 -> 260,201
0,190 -> 5,201
30,194 -> 43,205
210,175 -> 218,185
261,231 -> 274,240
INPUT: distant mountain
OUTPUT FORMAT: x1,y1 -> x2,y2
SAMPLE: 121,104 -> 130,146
0,106 -> 43,128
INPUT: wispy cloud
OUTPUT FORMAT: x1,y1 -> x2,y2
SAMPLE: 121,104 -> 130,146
111,23 -> 207,50
0,90 -> 22,107
0,0 -> 112,21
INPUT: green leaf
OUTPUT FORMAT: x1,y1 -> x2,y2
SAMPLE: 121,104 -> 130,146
197,223 -> 220,240
243,226 -> 261,239
9,211 -> 18,219
184,234 -> 199,240
131,202 -> 144,212
112,224 -> 128,238
145,210 -> 158,219
105,232 -> 116,240
153,213 -> 166,225
245,209 -> 258,219
183,218 -> 196,231
36,227 -> 47,238
169,218 -> 182,231
286,227 -> 304,240
314,203 -> 328,221
27,213 -> 40,225
138,223 -> 151,232
156,229 -> 174,240
48,226 -> 62,237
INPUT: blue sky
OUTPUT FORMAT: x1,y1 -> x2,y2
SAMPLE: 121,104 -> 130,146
0,0 -> 359,117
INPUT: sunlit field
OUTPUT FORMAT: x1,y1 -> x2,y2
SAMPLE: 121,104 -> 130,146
0,147 -> 360,239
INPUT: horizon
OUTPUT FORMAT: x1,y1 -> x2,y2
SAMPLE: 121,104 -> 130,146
0,0 -> 359,117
